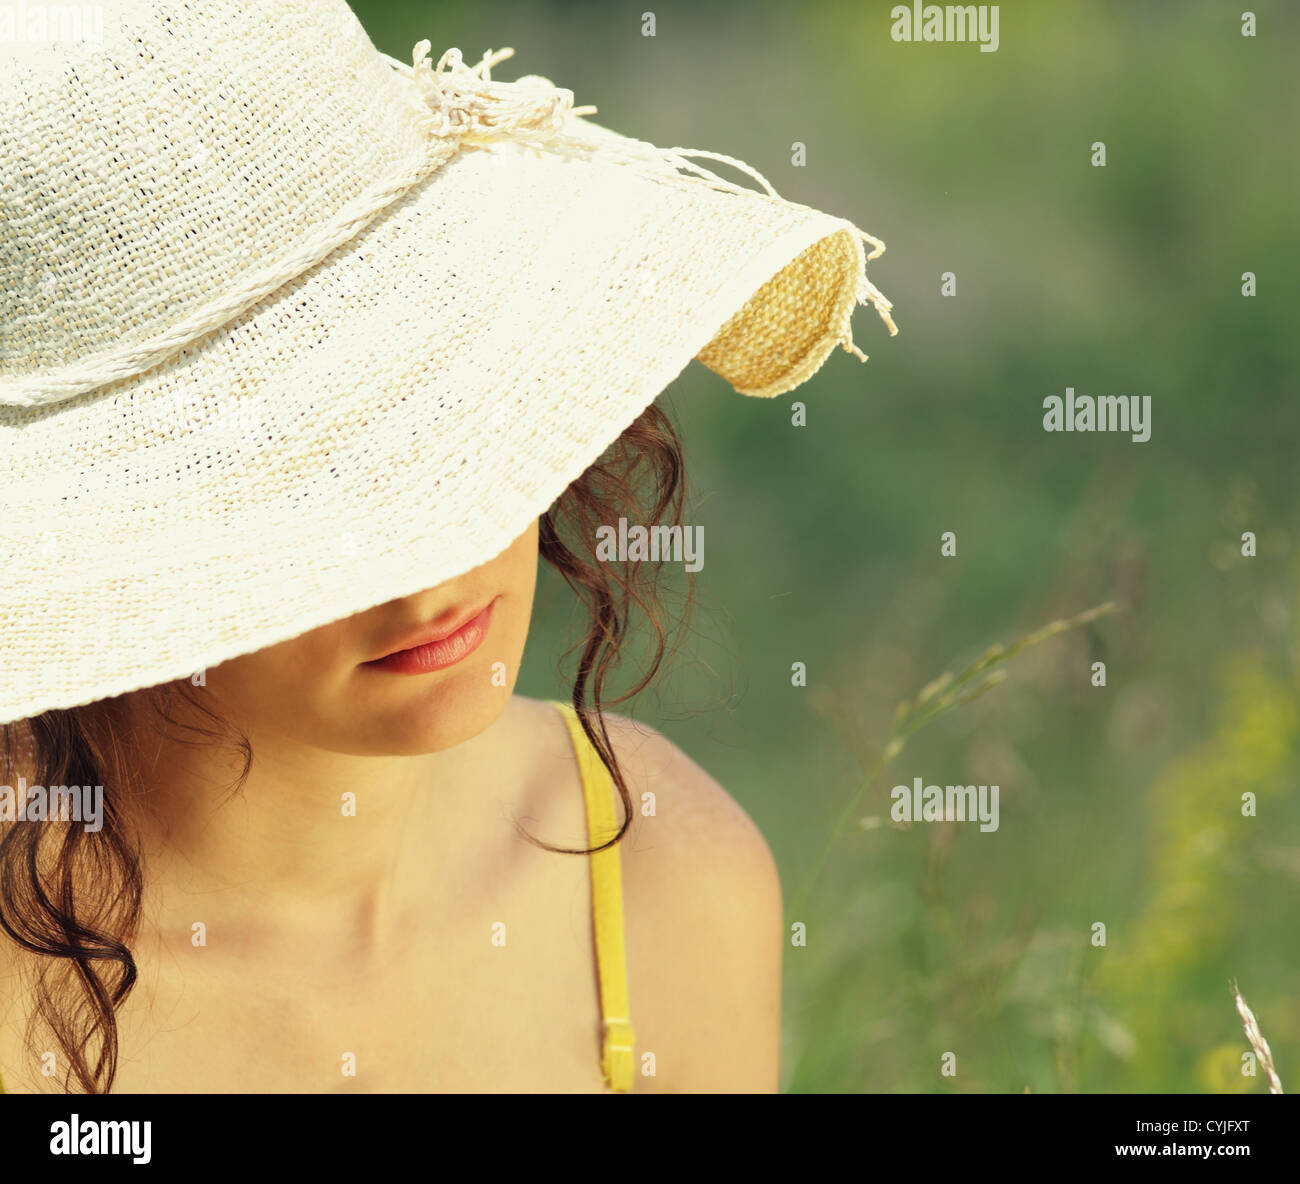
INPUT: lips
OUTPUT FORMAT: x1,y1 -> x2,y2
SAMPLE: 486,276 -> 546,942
362,597 -> 497,674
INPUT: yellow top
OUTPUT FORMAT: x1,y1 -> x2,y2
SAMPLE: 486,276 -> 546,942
0,700 -> 636,1096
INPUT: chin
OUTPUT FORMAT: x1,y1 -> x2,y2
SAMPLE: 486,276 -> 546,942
327,656 -> 518,756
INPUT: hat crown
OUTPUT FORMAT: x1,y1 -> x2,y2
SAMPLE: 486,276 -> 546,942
0,0 -> 434,399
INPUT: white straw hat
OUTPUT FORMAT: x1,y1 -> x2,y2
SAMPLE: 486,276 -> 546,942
0,0 -> 897,726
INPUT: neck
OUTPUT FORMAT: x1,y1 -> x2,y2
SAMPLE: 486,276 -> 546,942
129,699 -> 515,960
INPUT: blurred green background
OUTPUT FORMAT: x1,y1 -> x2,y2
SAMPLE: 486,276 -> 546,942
350,0 -> 1300,1092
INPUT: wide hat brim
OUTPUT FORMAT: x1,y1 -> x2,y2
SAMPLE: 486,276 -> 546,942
0,102 -> 891,724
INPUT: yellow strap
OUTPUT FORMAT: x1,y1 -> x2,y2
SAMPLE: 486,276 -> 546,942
549,700 -> 635,1093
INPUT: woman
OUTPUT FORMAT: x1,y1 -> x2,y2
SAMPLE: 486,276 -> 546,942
0,0 -> 894,1093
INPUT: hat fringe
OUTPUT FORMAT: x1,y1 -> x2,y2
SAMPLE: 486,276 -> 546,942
404,42 -> 598,144
0,42 -> 894,410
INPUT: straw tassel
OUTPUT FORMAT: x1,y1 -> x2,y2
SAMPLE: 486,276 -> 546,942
406,43 -> 597,146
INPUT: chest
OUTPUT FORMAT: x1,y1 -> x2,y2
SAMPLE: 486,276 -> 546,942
4,869 -> 612,1093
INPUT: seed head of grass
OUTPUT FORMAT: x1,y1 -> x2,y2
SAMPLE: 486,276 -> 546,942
1231,980 -> 1283,1094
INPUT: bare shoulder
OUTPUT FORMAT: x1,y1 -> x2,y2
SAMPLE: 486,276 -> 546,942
601,712 -> 783,1093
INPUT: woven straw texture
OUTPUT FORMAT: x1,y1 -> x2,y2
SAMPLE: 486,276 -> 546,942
0,0 -> 895,724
